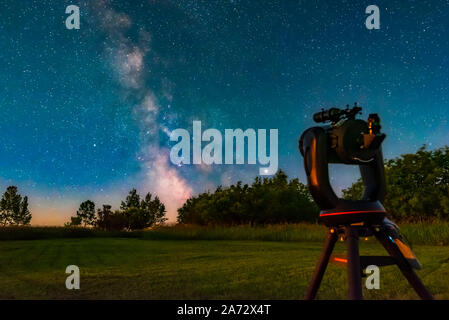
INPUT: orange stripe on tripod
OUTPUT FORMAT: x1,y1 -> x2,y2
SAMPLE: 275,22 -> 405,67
334,257 -> 348,263
320,210 -> 385,217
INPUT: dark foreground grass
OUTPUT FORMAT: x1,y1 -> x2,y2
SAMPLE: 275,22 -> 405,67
2,222 -> 449,245
0,237 -> 447,300
142,224 -> 328,242
0,226 -> 143,241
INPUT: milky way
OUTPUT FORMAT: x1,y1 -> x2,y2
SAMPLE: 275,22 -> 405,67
0,0 -> 448,224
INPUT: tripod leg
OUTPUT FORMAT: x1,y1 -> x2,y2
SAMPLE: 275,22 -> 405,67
305,229 -> 338,300
345,226 -> 363,300
375,231 -> 434,300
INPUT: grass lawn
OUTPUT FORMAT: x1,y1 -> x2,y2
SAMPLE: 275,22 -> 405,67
0,238 -> 447,300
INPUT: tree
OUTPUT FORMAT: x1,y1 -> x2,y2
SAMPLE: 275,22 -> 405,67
64,215 -> 82,227
119,190 -> 168,230
96,205 -> 128,231
141,193 -> 167,226
96,204 -> 113,231
18,196 -> 32,225
138,193 -> 155,227
342,180 -> 364,201
76,200 -> 96,227
0,186 -> 20,226
120,188 -> 141,211
0,186 -> 32,226
121,192 -> 168,230
149,195 -> 167,225
124,207 -> 149,230
108,210 -> 128,231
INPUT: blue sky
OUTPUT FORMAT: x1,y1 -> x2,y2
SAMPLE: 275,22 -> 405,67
0,0 -> 448,224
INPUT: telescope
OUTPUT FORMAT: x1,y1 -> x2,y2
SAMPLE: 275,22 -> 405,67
299,102 -> 387,225
299,103 -> 433,300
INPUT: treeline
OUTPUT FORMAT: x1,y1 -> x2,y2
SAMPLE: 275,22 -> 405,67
343,146 -> 449,222
66,188 -> 167,231
0,186 -> 31,226
177,170 -> 319,225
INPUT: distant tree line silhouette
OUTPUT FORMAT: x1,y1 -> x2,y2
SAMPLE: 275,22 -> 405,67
0,186 -> 31,226
177,170 -> 319,225
343,146 -> 449,222
66,188 -> 167,230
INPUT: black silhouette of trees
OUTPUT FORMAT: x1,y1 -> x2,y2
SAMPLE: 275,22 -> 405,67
177,170 -> 319,225
76,200 -> 96,227
0,186 -> 32,226
68,189 -> 167,231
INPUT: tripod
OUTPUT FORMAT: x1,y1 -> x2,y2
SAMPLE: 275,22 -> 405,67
305,223 -> 434,300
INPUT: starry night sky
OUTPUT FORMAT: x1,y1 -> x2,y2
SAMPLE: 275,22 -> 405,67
1,0 -> 448,224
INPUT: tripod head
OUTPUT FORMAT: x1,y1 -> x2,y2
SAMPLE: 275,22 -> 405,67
299,103 -> 387,226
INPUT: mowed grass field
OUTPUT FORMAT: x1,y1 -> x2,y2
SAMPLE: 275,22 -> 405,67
0,237 -> 448,300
